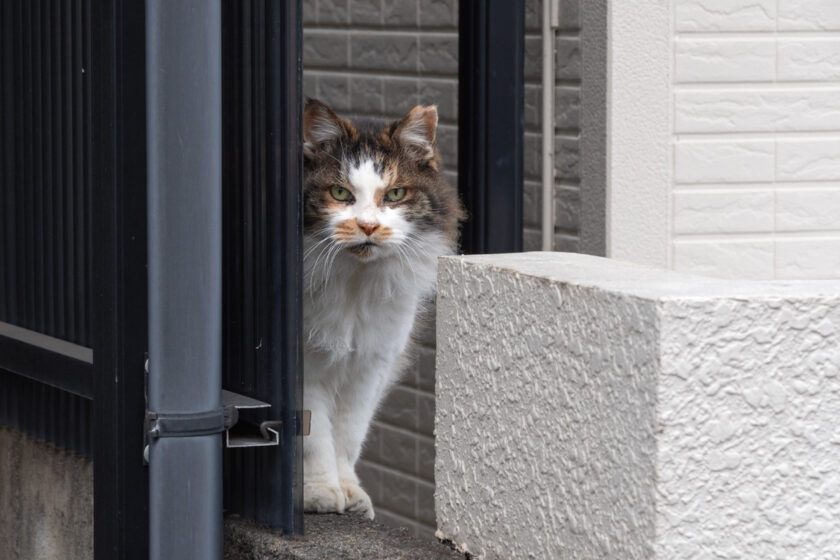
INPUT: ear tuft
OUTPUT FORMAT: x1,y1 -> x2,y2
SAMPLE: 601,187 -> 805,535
303,99 -> 344,156
392,105 -> 438,163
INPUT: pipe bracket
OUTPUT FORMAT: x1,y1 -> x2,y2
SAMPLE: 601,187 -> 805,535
146,408 -> 227,439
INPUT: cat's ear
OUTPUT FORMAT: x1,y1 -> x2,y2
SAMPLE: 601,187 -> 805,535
392,105 -> 438,164
303,99 -> 344,156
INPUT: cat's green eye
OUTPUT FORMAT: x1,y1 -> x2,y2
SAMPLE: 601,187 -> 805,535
385,187 -> 406,202
330,185 -> 352,202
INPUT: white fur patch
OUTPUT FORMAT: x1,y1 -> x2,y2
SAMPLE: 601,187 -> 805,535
347,159 -> 385,202
345,159 -> 388,226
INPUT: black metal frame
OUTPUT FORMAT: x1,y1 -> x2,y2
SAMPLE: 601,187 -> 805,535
221,0 -> 304,534
458,0 -> 525,254
0,1 -> 150,557
0,335 -> 93,398
90,0 -> 149,558
265,0 -> 305,533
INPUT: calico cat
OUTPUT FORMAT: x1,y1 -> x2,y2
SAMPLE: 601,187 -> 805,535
302,99 -> 464,519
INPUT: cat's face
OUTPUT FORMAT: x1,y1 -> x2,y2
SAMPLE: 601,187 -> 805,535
303,99 -> 463,263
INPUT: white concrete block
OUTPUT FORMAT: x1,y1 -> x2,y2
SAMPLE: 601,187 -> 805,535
777,237 -> 840,278
676,0 -> 777,32
675,39 -> 776,83
779,0 -> 840,31
675,89 -> 840,133
673,240 -> 775,279
436,253 -> 840,559
778,39 -> 840,81
777,138 -> 840,181
777,188 -> 840,232
674,190 -> 774,234
675,140 -> 775,184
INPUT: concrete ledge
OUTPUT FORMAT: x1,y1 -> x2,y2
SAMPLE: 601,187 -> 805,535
435,253 -> 840,559
224,514 -> 466,560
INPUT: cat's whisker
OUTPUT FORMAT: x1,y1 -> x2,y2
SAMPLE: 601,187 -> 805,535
401,237 -> 430,262
391,241 -> 417,267
308,240 -> 336,296
321,243 -> 342,291
303,235 -> 333,261
399,237 -> 424,260
392,244 -> 408,270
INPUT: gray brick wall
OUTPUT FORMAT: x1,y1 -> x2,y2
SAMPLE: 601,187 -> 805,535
303,0 -> 584,539
523,0 -> 582,252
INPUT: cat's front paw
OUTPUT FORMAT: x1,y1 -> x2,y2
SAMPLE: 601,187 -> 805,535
340,479 -> 374,520
304,481 -> 346,514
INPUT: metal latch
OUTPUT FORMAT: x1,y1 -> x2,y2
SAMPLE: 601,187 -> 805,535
222,389 -> 277,448
221,390 -> 311,448
143,355 -> 310,463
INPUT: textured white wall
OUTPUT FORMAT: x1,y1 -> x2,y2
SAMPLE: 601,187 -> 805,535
436,252 -> 840,559
582,0 -> 840,279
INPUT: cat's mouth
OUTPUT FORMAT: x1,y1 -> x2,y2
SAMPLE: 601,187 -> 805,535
347,241 -> 378,258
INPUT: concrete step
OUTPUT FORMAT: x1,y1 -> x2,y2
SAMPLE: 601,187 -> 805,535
224,513 -> 468,560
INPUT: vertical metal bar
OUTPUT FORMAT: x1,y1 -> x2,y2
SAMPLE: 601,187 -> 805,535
458,0 -> 525,254
262,0 -> 303,533
145,1 -> 223,559
221,0 -> 304,533
0,0 -> 13,322
91,0 -> 149,557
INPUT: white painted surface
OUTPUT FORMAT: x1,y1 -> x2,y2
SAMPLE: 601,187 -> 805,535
673,0 -> 840,280
581,0 -> 840,279
675,0 -> 777,32
604,0 -> 671,268
435,252 -> 840,559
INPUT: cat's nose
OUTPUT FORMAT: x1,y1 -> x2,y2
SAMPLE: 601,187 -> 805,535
357,220 -> 379,236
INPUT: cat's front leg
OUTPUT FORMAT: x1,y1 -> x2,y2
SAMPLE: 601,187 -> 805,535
303,381 -> 345,514
332,361 -> 392,520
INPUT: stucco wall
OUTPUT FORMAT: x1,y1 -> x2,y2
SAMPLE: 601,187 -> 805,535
0,427 -> 93,560
435,252 -> 840,559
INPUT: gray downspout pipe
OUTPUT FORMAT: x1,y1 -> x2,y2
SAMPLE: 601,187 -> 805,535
146,1 -> 223,559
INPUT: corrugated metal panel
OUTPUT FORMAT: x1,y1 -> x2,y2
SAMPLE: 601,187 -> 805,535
222,0 -> 271,521
0,0 -> 93,347
0,0 -> 93,454
221,0 -> 304,533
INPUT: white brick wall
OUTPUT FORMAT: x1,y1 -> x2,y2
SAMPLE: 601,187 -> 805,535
673,0 -> 840,280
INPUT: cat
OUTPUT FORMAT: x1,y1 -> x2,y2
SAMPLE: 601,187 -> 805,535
301,99 -> 464,519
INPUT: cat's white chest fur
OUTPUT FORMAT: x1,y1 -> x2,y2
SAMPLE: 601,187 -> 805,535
301,242 -> 443,518
304,250 -> 431,360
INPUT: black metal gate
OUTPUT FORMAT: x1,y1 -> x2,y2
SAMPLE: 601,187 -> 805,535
0,1 -> 150,557
1,0 -> 304,556
221,0 -> 304,533
0,0 -> 522,557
